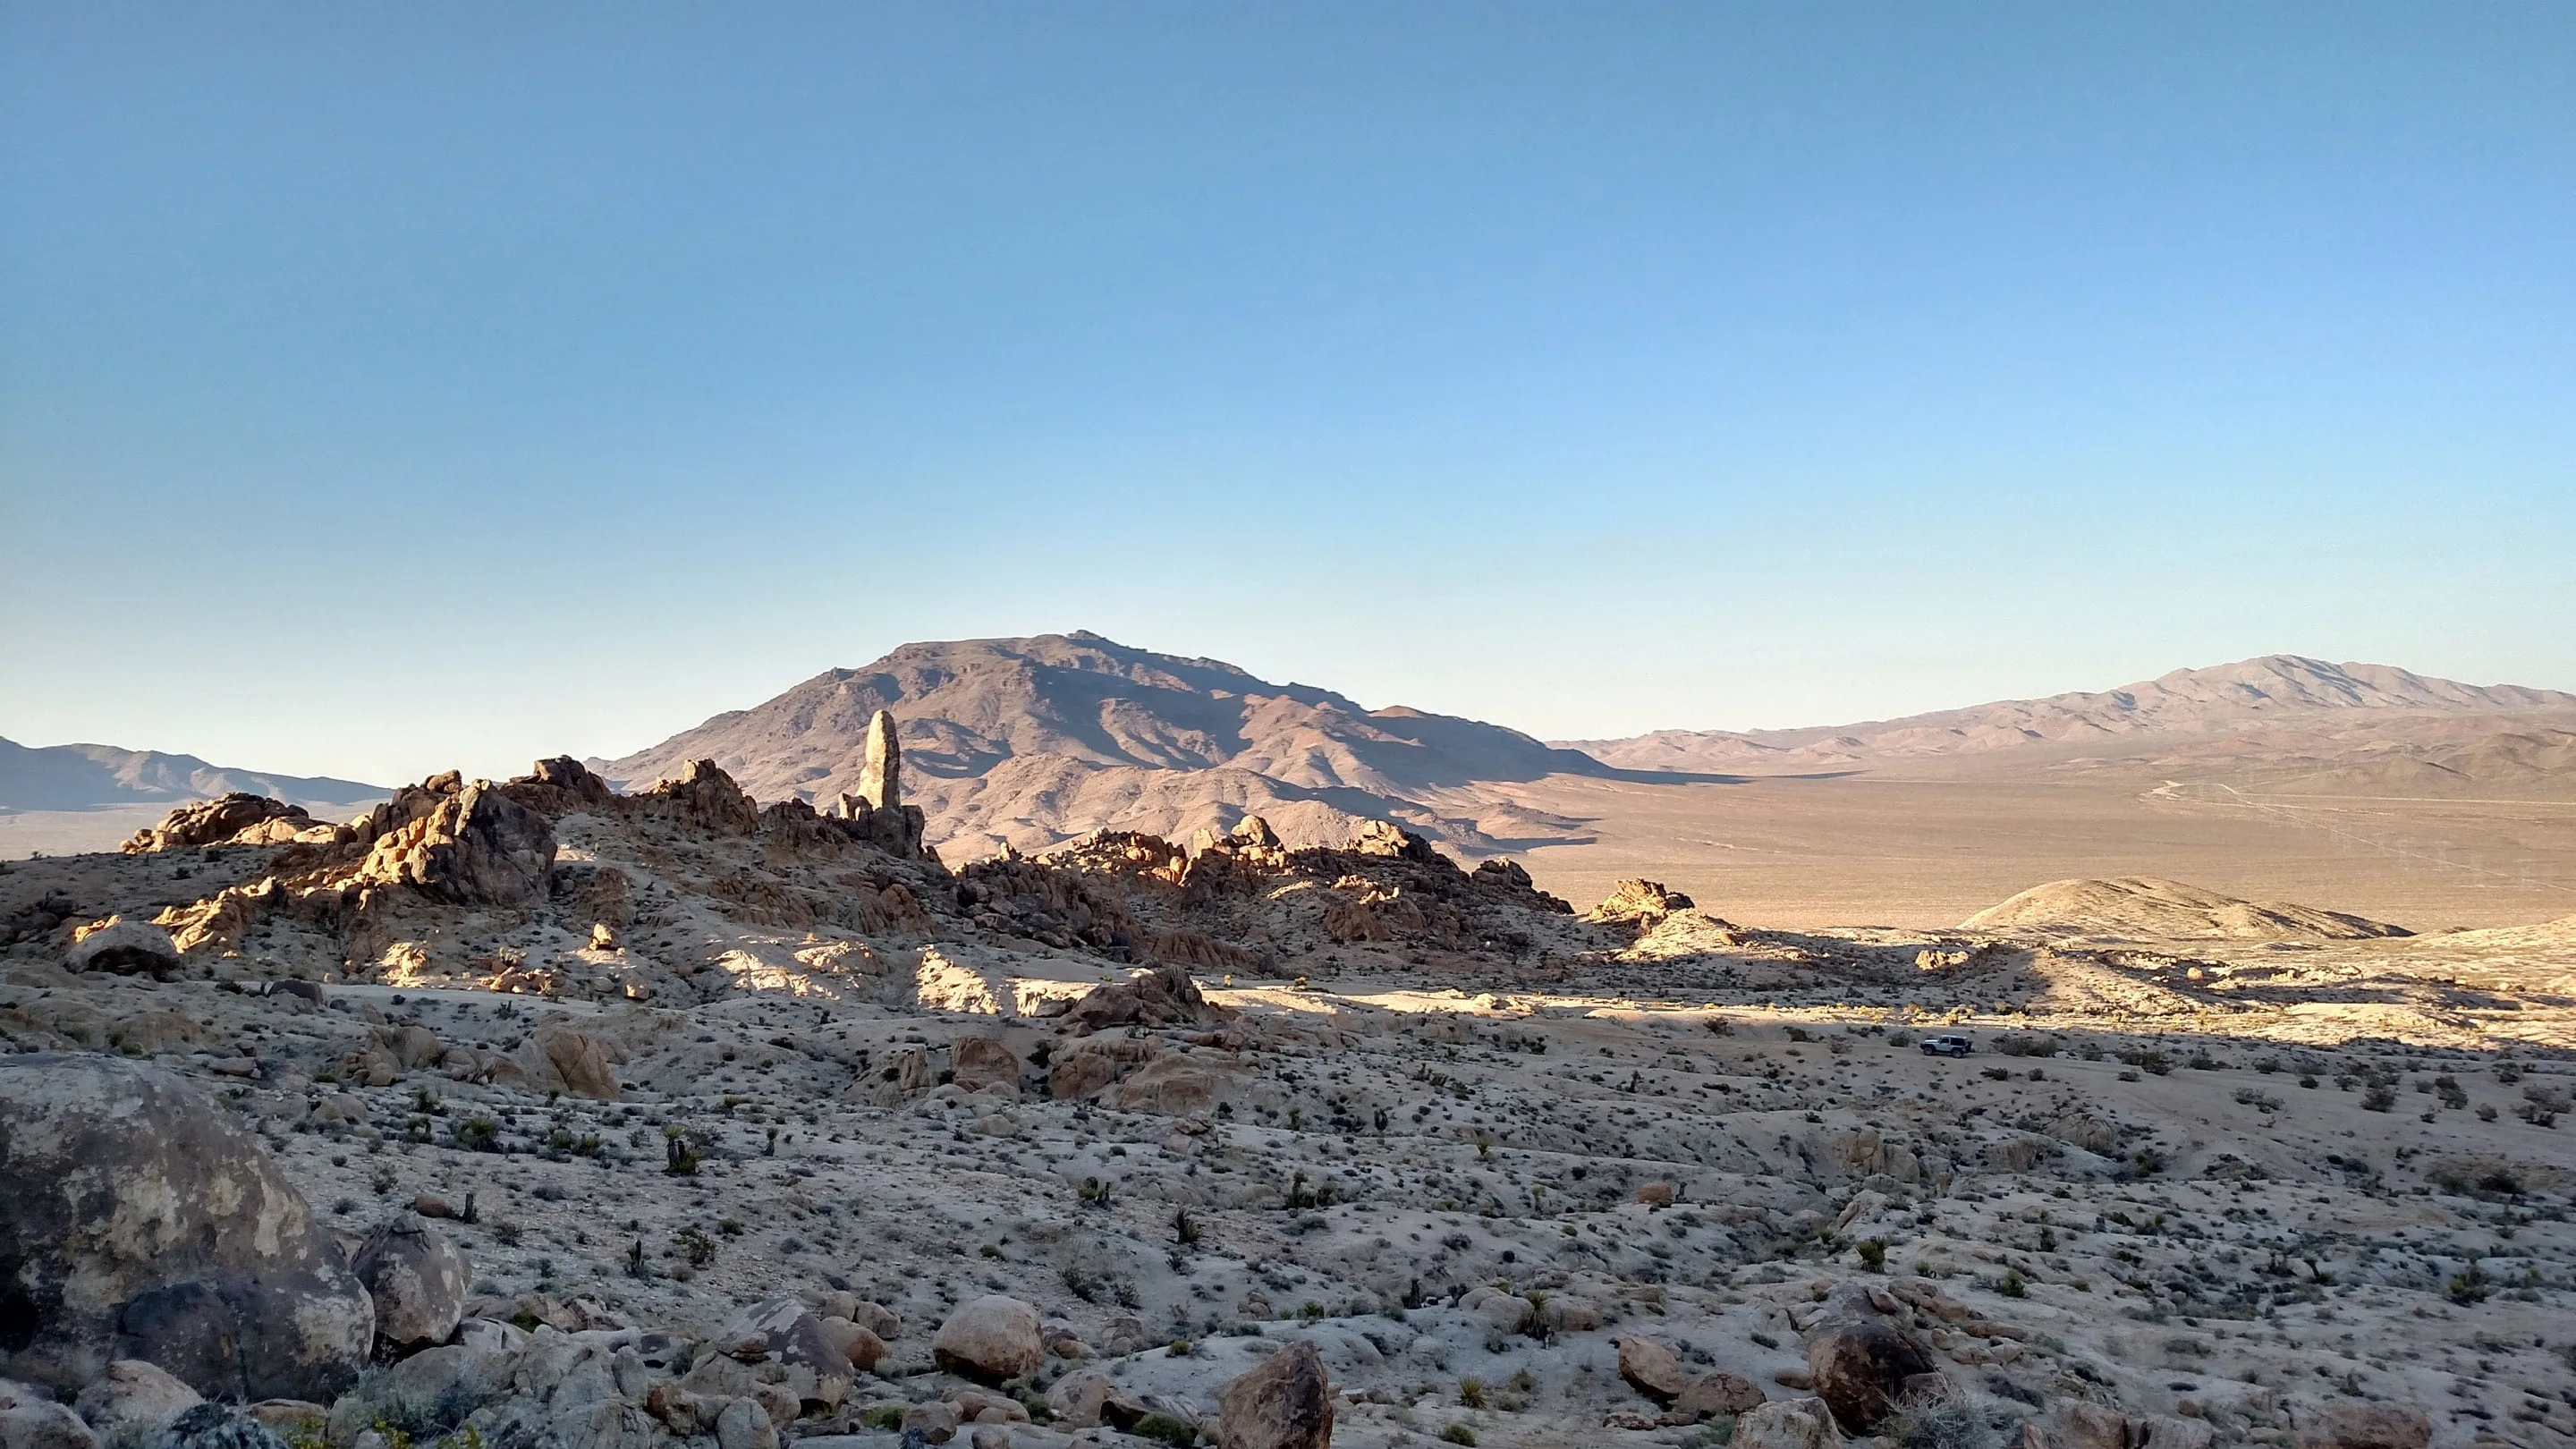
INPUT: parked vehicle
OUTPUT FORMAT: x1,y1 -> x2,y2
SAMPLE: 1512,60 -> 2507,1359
1919,1034 -> 1975,1057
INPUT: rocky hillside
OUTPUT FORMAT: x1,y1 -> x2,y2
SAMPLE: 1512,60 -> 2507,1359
0,736 -> 385,813
596,632 -> 1618,858
1568,655 -> 2576,773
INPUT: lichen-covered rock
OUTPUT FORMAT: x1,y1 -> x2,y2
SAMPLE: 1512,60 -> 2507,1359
350,1216 -> 470,1355
708,1300 -> 849,1411
72,1362 -> 199,1449
63,919 -> 181,980
1214,1340 -> 1332,1449
928,1297 -> 1043,1385
0,1056 -> 372,1402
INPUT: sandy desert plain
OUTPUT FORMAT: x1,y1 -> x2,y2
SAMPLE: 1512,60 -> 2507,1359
4,644 -> 2576,1449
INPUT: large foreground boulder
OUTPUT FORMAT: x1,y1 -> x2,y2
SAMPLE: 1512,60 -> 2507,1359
929,1296 -> 1043,1384
1215,1341 -> 1333,1449
0,1056 -> 373,1401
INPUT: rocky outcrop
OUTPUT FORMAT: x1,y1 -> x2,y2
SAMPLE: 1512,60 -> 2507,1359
350,1216 -> 469,1355
1587,878 -> 1695,931
1215,1340 -> 1333,1449
0,1056 -> 373,1401
355,779 -> 556,906
2,1379 -> 101,1449
636,760 -> 760,836
853,711 -> 901,815
509,1021 -> 623,1100
64,919 -> 182,979
1062,962 -> 1233,1035
120,796 -> 318,854
504,758 -> 619,816
928,1296 -> 1043,1384
949,1038 -> 1021,1097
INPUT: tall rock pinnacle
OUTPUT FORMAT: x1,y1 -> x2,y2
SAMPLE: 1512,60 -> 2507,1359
857,709 -> 902,813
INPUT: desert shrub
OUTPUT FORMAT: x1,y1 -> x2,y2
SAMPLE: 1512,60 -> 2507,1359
1440,1428 -> 1479,1446
858,1407 -> 905,1430
1133,1412 -> 1198,1445
2447,1265 -> 2493,1304
1995,1033 -> 2058,1058
2360,1087 -> 2397,1113
1457,1377 -> 1486,1410
1887,1395 -> 1992,1449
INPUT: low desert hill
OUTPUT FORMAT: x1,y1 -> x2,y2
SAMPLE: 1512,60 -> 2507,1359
1959,876 -> 2411,941
0,736 -> 385,814
1566,655 -> 2576,780
597,632 -> 1623,858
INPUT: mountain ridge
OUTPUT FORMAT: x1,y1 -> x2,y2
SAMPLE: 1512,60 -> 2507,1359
0,736 -> 387,814
1563,655 -> 2576,772
596,631 -> 1614,858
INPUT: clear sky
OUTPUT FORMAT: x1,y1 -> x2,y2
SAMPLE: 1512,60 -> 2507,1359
4,3 -> 2572,785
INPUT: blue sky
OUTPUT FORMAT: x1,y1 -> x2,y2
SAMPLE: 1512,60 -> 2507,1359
4,3 -> 2571,784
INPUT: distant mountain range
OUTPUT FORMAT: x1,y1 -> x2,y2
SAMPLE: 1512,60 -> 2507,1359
1563,656 -> 2576,775
595,631 -> 1618,857
13,645 -> 2572,858
602,640 -> 2576,857
0,737 -> 386,814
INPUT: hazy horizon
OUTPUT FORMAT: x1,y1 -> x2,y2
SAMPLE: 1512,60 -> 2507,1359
5,4 -> 2571,785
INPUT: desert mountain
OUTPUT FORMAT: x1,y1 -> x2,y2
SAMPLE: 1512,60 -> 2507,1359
1567,655 -> 2576,776
0,735 -> 386,814
597,632 -> 1617,858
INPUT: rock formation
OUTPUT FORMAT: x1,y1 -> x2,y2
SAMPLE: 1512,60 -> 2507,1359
120,796 -> 318,855
0,1056 -> 373,1401
1215,1339 -> 1333,1449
